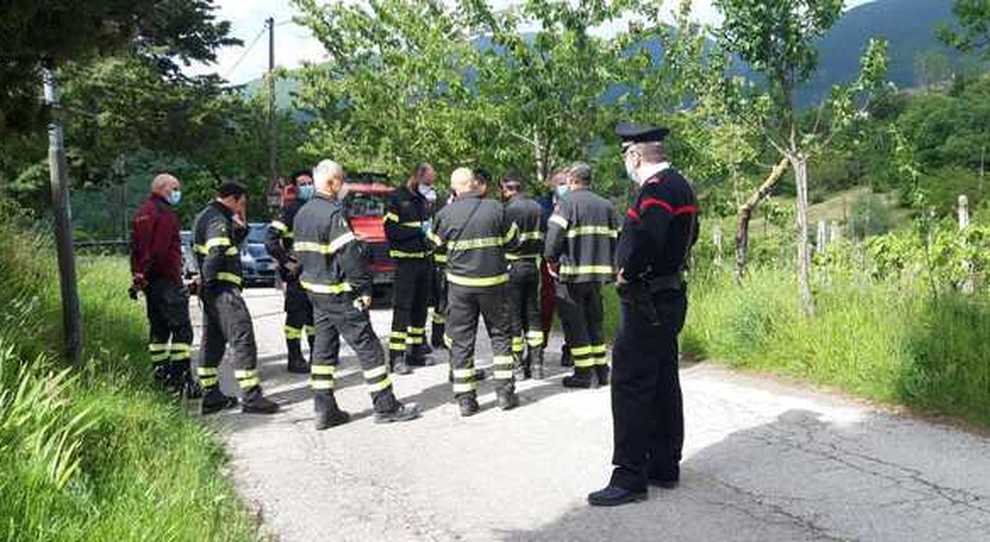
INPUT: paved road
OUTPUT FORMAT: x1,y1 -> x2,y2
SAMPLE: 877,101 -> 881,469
198,288 -> 990,542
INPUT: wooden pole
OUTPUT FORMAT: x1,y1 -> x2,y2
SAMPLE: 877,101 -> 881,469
267,17 -> 278,193
959,195 -> 974,294
43,65 -> 83,364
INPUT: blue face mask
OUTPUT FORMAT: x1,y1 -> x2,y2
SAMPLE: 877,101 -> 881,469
168,190 -> 182,206
298,184 -> 315,201
555,184 -> 570,198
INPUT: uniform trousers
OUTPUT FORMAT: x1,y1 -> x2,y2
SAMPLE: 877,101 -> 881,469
555,282 -> 608,369
389,259 -> 431,359
145,277 -> 194,368
507,260 -> 544,357
446,283 -> 515,398
198,285 -> 260,393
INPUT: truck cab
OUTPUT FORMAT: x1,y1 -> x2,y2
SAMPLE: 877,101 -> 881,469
342,173 -> 397,296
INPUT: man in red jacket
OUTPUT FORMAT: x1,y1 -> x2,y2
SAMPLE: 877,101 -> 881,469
131,173 -> 197,396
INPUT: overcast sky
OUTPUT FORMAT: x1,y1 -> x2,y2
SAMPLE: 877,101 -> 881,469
186,0 -> 876,85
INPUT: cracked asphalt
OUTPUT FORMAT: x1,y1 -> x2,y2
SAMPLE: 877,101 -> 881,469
199,288 -> 990,542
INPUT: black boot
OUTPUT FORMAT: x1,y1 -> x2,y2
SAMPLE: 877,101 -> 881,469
374,392 -> 422,424
529,348 -> 545,380
175,362 -> 202,399
514,353 -> 530,381
431,324 -> 446,349
561,345 -> 573,367
391,353 -> 413,375
287,339 -> 309,374
458,395 -> 480,417
595,365 -> 610,386
201,387 -> 239,415
407,345 -> 430,366
497,388 -> 520,411
562,367 -> 594,389
314,392 -> 351,430
241,387 -> 279,414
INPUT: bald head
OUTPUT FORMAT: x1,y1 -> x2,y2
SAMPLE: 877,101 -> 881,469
450,167 -> 475,195
313,160 -> 345,195
151,174 -> 180,199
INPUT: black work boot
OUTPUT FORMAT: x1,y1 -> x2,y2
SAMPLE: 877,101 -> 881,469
561,345 -> 573,367
595,365 -> 610,386
374,393 -> 422,424
514,353 -> 530,381
529,348 -> 545,380
562,368 -> 594,389
314,392 -> 351,430
431,324 -> 446,349
287,340 -> 310,374
241,387 -> 279,414
391,353 -> 413,375
497,388 -> 520,411
407,345 -> 430,366
458,395 -> 480,417
175,362 -> 202,399
201,387 -> 239,415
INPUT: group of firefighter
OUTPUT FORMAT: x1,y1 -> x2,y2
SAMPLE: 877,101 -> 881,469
130,123 -> 698,506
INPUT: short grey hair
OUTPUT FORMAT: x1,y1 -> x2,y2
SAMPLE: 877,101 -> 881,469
151,173 -> 178,192
312,160 -> 344,191
567,162 -> 593,185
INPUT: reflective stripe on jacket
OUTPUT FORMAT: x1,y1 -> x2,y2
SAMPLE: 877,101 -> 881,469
430,191 -> 517,288
192,201 -> 245,288
504,194 -> 545,262
385,185 -> 429,259
544,188 -> 619,284
294,193 -> 371,296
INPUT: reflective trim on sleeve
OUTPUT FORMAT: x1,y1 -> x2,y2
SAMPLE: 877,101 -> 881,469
301,281 -> 353,294
566,226 -> 618,238
225,246 -> 240,256
384,212 -> 400,223
519,230 -> 544,242
217,272 -> 243,286
447,237 -> 503,251
204,237 -> 232,249
389,250 -> 427,259
402,221 -> 423,228
433,253 -> 448,264
549,214 -> 569,229
558,265 -> 613,276
427,231 -> 444,246
506,253 -> 540,261
445,272 -> 509,288
270,221 -> 289,232
503,222 -> 519,243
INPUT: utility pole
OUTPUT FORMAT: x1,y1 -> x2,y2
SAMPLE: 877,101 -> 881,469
267,16 -> 278,191
43,65 -> 83,364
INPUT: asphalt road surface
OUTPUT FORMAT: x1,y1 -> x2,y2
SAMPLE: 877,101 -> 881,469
196,288 -> 990,542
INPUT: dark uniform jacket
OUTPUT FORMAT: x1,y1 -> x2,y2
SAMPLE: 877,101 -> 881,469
504,194 -> 545,262
428,191 -> 519,288
385,185 -> 429,259
616,168 -> 699,282
193,201 -> 246,289
293,193 -> 372,297
131,195 -> 183,284
544,188 -> 619,284
266,200 -> 302,281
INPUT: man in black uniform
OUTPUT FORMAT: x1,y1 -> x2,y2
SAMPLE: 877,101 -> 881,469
192,182 -> 279,415
544,163 -> 619,389
501,173 -> 547,380
385,164 -> 434,374
588,124 -> 698,507
295,160 -> 421,430
428,167 -> 519,416
266,170 -> 340,374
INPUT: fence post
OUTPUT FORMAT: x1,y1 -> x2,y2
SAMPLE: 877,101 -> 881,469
959,195 -> 975,294
829,221 -> 840,245
713,223 -> 723,267
816,220 -> 827,254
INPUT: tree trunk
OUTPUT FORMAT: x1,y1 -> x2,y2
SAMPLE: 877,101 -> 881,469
734,158 -> 789,281
792,155 -> 815,316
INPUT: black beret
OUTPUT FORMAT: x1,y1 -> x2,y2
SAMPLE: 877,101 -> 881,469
616,122 -> 670,149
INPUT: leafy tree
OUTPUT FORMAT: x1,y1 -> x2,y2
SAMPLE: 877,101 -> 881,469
714,0 -> 888,315
939,0 -> 990,58
914,49 -> 954,88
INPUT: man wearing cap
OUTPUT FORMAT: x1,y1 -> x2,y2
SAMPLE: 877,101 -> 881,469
588,124 -> 699,506
544,163 -> 619,389
501,172 -> 547,379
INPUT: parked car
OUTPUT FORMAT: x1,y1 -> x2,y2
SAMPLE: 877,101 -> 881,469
342,173 -> 397,297
241,223 -> 277,287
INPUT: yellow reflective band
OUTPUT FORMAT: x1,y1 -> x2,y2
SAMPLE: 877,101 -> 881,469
295,234 -> 356,256
170,343 -> 191,352
493,370 -> 515,380
453,382 -> 477,393
526,331 -> 545,340
390,250 -> 427,259
566,226 -> 618,238
304,325 -> 315,335
384,212 -> 399,223
311,365 -> 336,376
559,265 -> 613,276
549,214 -> 569,229
199,377 -> 218,387
194,244 -> 207,255
170,351 -> 191,361
367,377 -> 393,392
574,358 -> 596,368
218,272 -> 243,286
270,221 -> 288,232
197,367 -> 219,377
301,281 -> 353,294
150,353 -> 170,362
284,326 -> 303,340
519,231 -> 544,241
238,377 -> 260,389
446,273 -> 509,287
512,344 -> 524,353
225,246 -> 240,256
363,365 -> 388,379
427,231 -> 443,246
235,370 -> 258,379
310,379 -> 335,390
512,337 -> 524,345
330,232 -> 356,252
507,253 -> 540,261
444,334 -> 453,348
148,343 -> 168,352
401,221 -> 423,228
391,331 -> 408,338
389,343 -> 407,351
407,327 -> 425,335
434,253 -> 447,263
493,356 -> 514,366
432,314 -> 446,323
205,237 -> 232,249
405,336 -> 424,345
590,344 -> 607,354
504,222 -> 519,243
448,237 -> 503,251
284,232 -> 294,239
570,346 -> 594,356
452,368 -> 476,379
594,358 -> 609,366
527,338 -> 544,347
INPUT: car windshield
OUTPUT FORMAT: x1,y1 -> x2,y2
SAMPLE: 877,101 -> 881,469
345,194 -> 386,217
247,224 -> 268,244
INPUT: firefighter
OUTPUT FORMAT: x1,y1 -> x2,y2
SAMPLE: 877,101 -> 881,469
544,163 -> 619,389
501,173 -> 546,380
295,160 -> 421,430
385,164 -> 434,374
266,170 -> 340,374
130,173 -> 198,396
588,124 -> 698,507
536,169 -> 572,367
428,167 -> 519,417
192,182 -> 279,415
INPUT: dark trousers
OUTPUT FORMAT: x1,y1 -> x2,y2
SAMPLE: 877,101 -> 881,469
539,260 -> 556,345
508,261 -> 544,356
429,263 -> 448,332
555,282 -> 607,369
446,283 -> 515,398
284,280 -> 338,362
390,258 -> 430,359
609,289 -> 687,492
309,292 -> 397,412
145,277 -> 194,368
198,286 -> 260,393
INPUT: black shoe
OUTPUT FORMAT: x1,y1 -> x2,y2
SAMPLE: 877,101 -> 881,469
458,396 -> 480,417
242,388 -> 279,414
375,402 -> 422,424
314,394 -> 351,430
287,356 -> 310,374
392,355 -> 413,375
561,346 -> 573,367
562,373 -> 593,389
497,389 -> 520,411
587,485 -> 648,507
595,366 -> 610,386
201,388 -> 239,415
406,354 -> 429,367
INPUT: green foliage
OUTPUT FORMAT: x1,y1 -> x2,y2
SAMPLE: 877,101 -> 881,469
849,193 -> 896,238
939,0 -> 990,59
0,209 -> 258,540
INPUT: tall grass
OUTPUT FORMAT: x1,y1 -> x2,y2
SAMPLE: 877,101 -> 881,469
0,205 -> 258,541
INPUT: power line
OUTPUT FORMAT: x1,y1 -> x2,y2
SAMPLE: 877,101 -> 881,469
223,25 -> 267,80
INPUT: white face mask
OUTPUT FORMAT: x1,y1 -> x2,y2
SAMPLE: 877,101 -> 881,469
625,157 -> 642,186
419,184 -> 437,202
